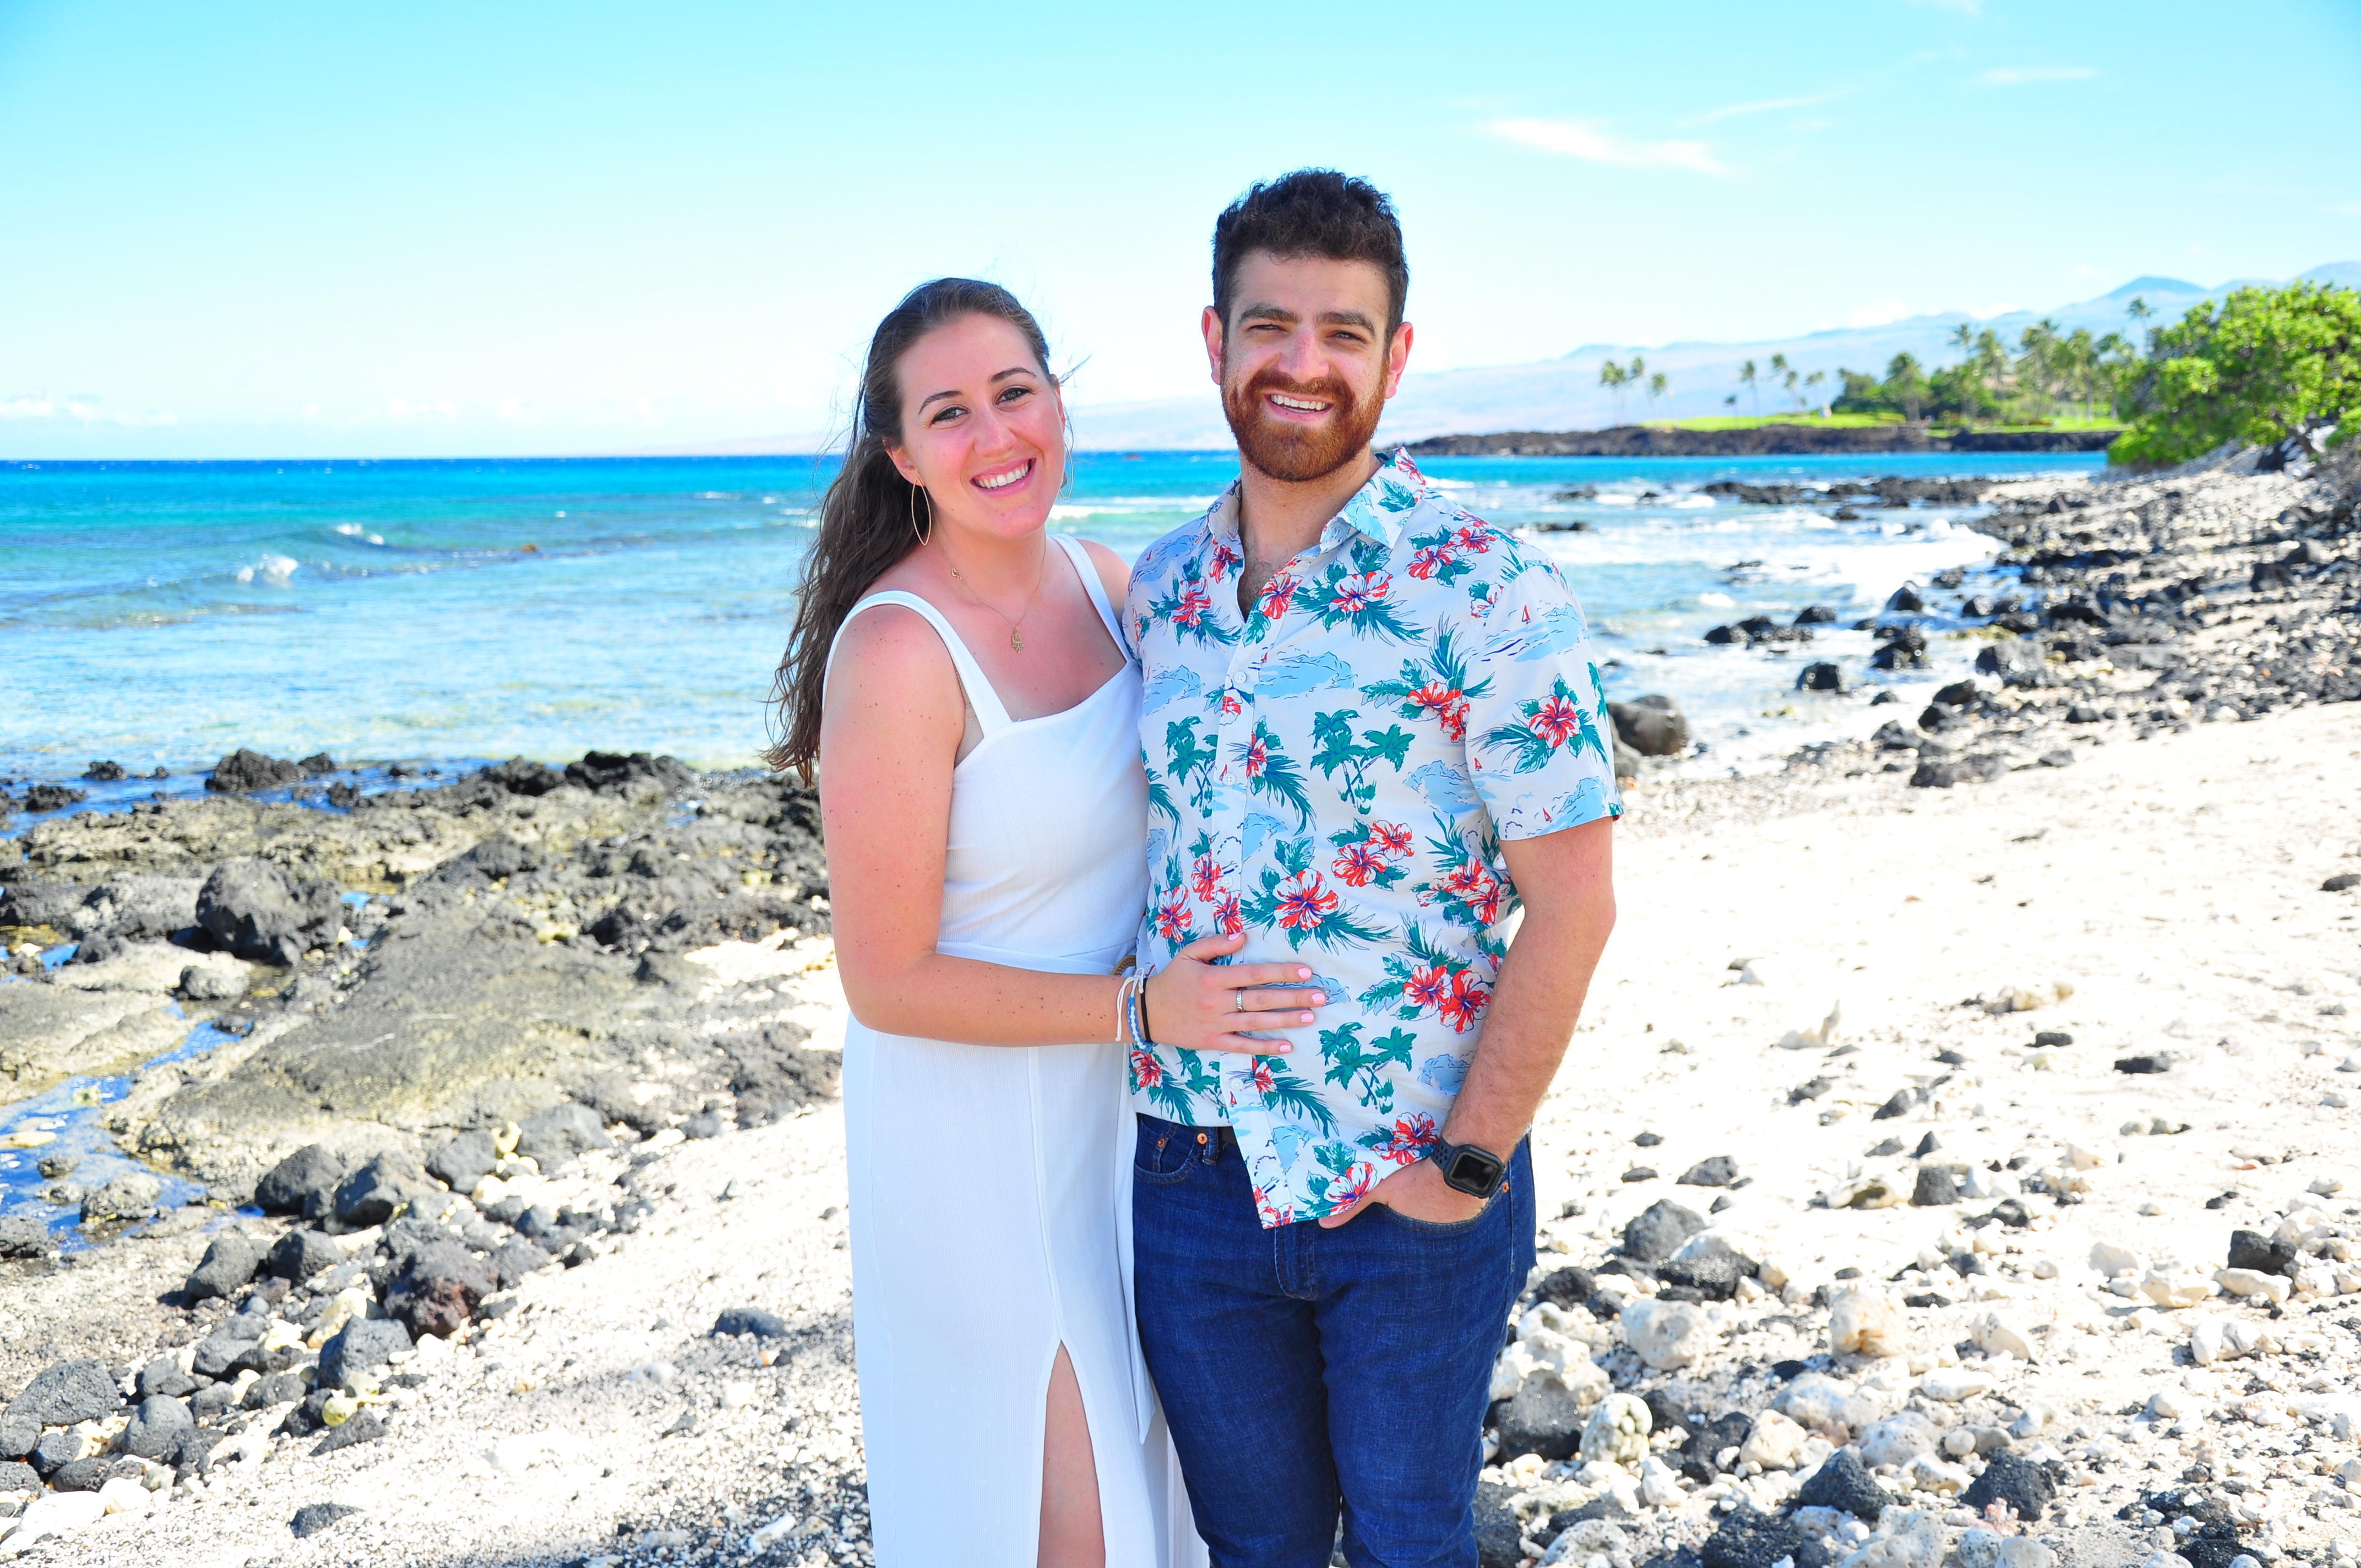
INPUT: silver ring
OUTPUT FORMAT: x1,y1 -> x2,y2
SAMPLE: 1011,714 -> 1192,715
1234,989 -> 1245,1011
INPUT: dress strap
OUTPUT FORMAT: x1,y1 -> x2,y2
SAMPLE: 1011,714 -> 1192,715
825,591 -> 1014,733
1052,533 -> 1128,652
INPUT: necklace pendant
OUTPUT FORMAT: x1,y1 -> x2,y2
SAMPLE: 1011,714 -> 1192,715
1010,629 -> 1025,652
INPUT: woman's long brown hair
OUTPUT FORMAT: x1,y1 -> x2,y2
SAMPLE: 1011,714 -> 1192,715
764,278 -> 1054,778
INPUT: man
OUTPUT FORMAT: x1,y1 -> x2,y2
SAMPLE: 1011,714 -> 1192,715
1125,169 -> 1622,1566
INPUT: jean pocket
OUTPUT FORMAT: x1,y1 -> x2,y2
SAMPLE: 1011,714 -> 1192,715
1369,1179 -> 1506,1237
1133,1117 -> 1200,1185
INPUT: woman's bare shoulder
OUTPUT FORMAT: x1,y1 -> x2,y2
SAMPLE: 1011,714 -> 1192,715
825,599 -> 959,699
1078,538 -> 1133,603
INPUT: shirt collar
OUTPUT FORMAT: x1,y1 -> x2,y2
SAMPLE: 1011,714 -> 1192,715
1203,448 -> 1431,555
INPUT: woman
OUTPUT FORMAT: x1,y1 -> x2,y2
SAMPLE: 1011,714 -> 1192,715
768,278 -> 1326,1568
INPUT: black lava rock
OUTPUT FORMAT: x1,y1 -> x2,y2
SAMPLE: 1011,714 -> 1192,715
318,1319 -> 412,1392
191,1326 -> 268,1381
48,1456 -> 108,1492
206,749 -> 307,793
481,758 -> 565,796
1678,1155 -> 1740,1188
1794,606 -> 1838,624
2325,873 -> 2361,893
243,1371 -> 308,1409
3,1358 -> 123,1457
22,784 -> 88,813
0,1460 -> 36,1493
1621,1199 -> 1706,1263
2226,1229 -> 2297,1277
2114,1055 -> 2171,1075
313,1410 -> 387,1455
488,1238 -> 554,1289
253,1144 -> 350,1218
1532,1266 -> 1596,1309
1961,1450 -> 2053,1522
1701,1504 -> 1804,1568
1680,1410 -> 1754,1482
1797,1449 -> 1887,1521
425,1130 -> 498,1193
385,1243 -> 499,1338
1796,661 -> 1845,692
183,1232 -> 263,1302
0,1216 -> 50,1259
514,1102 -> 613,1168
122,1393 -> 194,1459
31,1429 -> 82,1475
333,1151 -> 429,1228
136,1355 -> 198,1400
1474,1478 -> 1524,1568
189,1382 -> 238,1422
2032,1031 -> 2072,1048
292,1502 -> 363,1538
1872,1090 -> 1913,1120
1910,1166 -> 1960,1206
564,750 -> 694,794
712,1306 -> 791,1338
1609,698 -> 1691,757
1656,1253 -> 1750,1300
267,1227 -> 345,1282
195,857 -> 342,963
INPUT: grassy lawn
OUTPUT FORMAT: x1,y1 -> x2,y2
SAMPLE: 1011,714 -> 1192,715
1644,412 -> 2124,433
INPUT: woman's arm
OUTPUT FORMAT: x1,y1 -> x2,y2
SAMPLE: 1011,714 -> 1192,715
818,603 -> 1318,1051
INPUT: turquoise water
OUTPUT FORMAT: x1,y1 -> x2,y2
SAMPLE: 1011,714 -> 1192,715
0,450 -> 2106,790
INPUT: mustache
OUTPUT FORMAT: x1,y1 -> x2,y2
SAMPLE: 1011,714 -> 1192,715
1236,367 -> 1358,412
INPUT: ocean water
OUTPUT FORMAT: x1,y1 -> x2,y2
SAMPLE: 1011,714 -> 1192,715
0,449 -> 2106,796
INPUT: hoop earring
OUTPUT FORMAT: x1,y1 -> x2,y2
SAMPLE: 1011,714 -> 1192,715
909,481 -> 933,548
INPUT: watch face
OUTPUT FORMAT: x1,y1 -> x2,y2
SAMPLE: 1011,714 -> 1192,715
1446,1147 -> 1502,1194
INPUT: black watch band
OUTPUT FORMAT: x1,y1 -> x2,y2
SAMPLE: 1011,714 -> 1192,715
1427,1136 -> 1506,1198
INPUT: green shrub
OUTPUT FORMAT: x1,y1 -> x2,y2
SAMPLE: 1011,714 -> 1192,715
2110,281 -> 2361,466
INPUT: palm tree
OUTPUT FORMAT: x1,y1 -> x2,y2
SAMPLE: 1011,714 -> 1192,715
1646,370 -> 1669,417
1738,358 -> 1759,414
1598,359 -> 1629,421
1803,369 -> 1827,416
2125,296 -> 2152,323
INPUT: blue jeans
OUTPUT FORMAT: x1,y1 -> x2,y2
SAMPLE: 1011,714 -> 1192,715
1132,1114 -> 1535,1568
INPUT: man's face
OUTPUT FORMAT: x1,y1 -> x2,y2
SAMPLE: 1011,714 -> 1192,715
1204,252 -> 1412,484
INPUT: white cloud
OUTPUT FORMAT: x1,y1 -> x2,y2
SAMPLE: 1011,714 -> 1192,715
1485,118 -> 1728,176
1847,301 -> 1913,328
1975,66 -> 2098,86
1689,90 -> 1849,126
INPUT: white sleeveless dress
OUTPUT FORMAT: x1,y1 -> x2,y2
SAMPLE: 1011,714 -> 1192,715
830,536 -> 1204,1568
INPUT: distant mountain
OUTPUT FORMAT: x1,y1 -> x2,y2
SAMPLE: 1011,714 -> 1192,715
1067,262 -> 2361,452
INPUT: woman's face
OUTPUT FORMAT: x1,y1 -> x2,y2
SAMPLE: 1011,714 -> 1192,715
887,313 -> 1065,542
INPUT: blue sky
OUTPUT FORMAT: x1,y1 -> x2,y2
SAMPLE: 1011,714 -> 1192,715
3,0 -> 2356,458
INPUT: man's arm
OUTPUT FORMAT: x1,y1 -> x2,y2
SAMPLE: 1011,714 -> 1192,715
1320,815 -> 1616,1226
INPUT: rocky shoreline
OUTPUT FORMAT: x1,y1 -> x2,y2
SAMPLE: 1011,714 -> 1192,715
0,449 -> 2353,1565
1402,425 -> 2121,459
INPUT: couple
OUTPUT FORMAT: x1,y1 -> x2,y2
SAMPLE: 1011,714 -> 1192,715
770,171 -> 1622,1568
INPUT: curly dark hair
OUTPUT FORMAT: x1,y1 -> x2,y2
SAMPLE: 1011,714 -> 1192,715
1211,170 -> 1408,336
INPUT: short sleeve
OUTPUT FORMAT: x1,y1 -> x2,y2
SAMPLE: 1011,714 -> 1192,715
1459,552 -> 1625,840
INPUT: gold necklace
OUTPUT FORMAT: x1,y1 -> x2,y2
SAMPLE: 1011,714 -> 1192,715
940,538 -> 1047,652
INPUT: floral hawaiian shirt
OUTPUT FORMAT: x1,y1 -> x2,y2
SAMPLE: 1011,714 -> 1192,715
1124,449 -> 1623,1228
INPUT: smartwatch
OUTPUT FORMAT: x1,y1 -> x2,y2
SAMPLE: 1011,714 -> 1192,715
1427,1136 -> 1506,1199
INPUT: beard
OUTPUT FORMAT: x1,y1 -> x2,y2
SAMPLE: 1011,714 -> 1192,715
1222,362 -> 1386,484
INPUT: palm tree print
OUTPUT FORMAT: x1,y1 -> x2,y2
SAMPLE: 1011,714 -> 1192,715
1308,708 -> 1413,811
1318,1020 -> 1416,1112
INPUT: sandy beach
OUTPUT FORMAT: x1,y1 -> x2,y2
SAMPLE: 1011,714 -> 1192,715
0,448 -> 2356,1567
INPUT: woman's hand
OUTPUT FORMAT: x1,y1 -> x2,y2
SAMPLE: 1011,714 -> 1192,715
1140,932 -> 1326,1055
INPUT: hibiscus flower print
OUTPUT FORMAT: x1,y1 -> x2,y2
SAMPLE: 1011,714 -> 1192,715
1331,840 -> 1386,887
1437,969 -> 1490,1032
1209,891 -> 1245,937
1257,572 -> 1299,620
1328,571 -> 1390,615
1172,581 -> 1211,628
1452,525 -> 1492,554
1209,538 -> 1242,583
1371,1112 -> 1439,1164
1368,820 -> 1413,857
1189,854 -> 1231,901
1129,1050 -> 1164,1090
1530,693 -> 1586,749
1155,891 -> 1192,943
1402,964 -> 1451,1012
1274,870 -> 1339,933
1406,681 -> 1470,742
1407,544 -> 1456,581
1242,732 -> 1269,778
